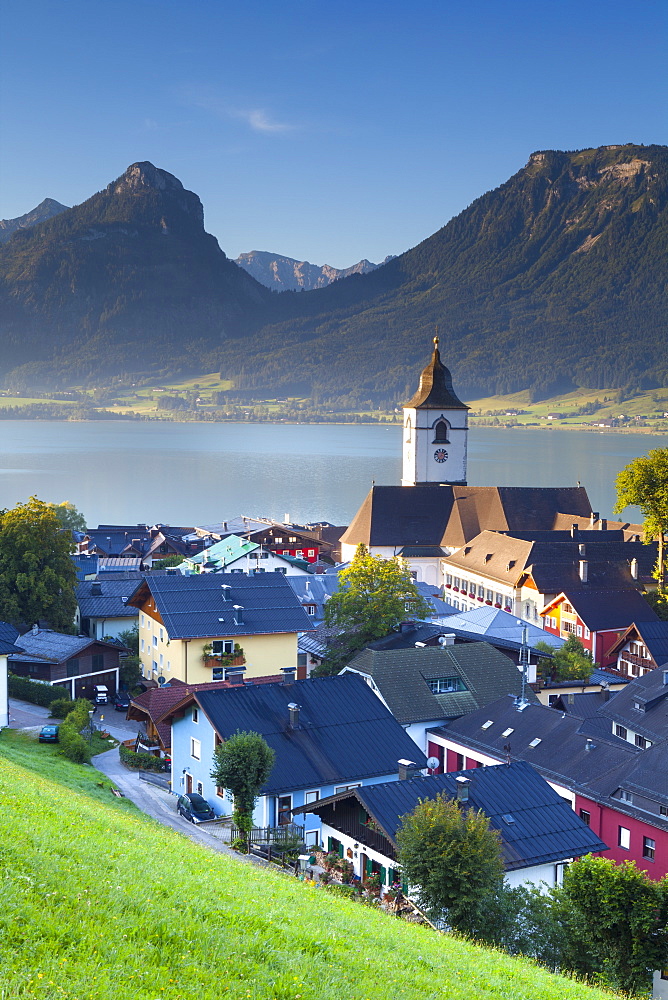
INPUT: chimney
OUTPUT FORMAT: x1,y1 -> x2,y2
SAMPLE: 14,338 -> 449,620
598,519 -> 608,531
585,738 -> 596,751
398,759 -> 420,781
288,702 -> 300,728
399,621 -> 415,634
91,582 -> 102,596
589,512 -> 599,528
233,605 -> 244,625
220,585 -> 231,601
455,775 -> 471,802
663,669 -> 668,687
567,693 -> 575,705
281,666 -> 296,685
579,559 -> 588,583
438,634 -> 456,647
31,623 -> 39,636
633,533 -> 640,542
578,543 -> 586,557
571,524 -> 579,539
225,666 -> 246,686
630,558 -> 639,580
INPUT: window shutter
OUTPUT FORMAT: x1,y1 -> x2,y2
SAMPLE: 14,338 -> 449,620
327,837 -> 333,853
358,806 -> 367,824
380,866 -> 387,885
338,842 -> 344,859
401,878 -> 408,894
366,858 -> 373,876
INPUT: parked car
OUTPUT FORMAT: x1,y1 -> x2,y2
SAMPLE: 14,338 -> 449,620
39,724 -> 59,743
114,692 -> 130,712
177,792 -> 215,824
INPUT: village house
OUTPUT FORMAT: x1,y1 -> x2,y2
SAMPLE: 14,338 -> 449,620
192,516 -> 341,565
75,578 -> 139,640
0,622 -> 22,728
177,533 -> 311,576
606,620 -> 668,678
293,760 -> 607,892
540,588 -> 658,667
159,672 -> 427,845
126,572 -> 314,684
7,626 -> 122,700
80,523 -> 205,568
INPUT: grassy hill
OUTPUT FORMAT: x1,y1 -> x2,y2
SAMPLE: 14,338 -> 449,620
0,728 -> 621,1000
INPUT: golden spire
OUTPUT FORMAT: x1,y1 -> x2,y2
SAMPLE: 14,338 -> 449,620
434,325 -> 439,350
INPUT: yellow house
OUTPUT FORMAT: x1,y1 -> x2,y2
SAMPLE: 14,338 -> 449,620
126,573 -> 314,685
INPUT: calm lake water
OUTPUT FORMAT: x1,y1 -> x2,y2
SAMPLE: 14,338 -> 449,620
0,421 -> 663,527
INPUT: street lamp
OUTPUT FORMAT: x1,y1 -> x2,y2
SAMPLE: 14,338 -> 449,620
88,709 -> 94,748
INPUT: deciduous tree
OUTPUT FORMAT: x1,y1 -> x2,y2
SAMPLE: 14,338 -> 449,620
316,543 -> 431,675
396,792 -> 505,936
535,634 -> 594,682
210,730 -> 275,839
46,501 -> 87,534
614,447 -> 668,589
0,496 -> 77,631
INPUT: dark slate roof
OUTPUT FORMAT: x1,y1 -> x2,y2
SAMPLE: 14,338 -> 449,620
436,695 -> 638,791
76,579 -> 139,619
553,691 -> 616,719
341,485 -> 592,550
596,669 -> 668,742
544,589 -> 658,632
8,629 -> 117,663
0,620 -> 21,655
344,643 -> 537,726
125,572 -> 314,640
189,673 -> 427,794
404,341 -> 468,410
295,761 -> 607,870
70,553 -> 99,581
297,624 -> 342,658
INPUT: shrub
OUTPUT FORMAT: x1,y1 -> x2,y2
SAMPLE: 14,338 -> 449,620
324,883 -> 355,900
118,745 -> 168,772
59,698 -> 94,765
49,697 -> 76,719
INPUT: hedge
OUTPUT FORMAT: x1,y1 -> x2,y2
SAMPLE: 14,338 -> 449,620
119,745 -> 169,772
8,673 -> 69,707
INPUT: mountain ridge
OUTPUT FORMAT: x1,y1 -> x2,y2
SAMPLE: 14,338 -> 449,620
235,250 -> 395,291
0,197 -> 69,244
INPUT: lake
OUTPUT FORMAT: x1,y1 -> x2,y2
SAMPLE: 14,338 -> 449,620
0,421 -> 662,527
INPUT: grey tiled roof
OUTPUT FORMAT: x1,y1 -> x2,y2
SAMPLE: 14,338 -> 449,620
126,572 -> 314,640
76,579 -> 139,619
0,621 -> 21,655
295,761 -> 607,870
596,669 -> 668,742
190,673 -> 428,794
8,629 -> 104,663
345,643 -> 537,726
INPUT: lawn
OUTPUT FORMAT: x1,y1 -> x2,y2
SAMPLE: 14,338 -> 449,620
0,729 -> 621,1000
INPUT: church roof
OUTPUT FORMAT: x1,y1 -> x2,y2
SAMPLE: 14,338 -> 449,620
340,485 -> 593,550
403,338 -> 469,410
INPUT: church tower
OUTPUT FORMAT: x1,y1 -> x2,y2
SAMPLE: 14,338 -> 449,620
402,336 -> 469,486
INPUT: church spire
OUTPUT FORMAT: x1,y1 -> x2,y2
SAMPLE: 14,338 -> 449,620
404,336 -> 468,410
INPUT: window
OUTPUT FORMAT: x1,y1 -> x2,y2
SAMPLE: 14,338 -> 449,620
584,627 -> 591,640
563,603 -> 573,614
428,676 -> 466,694
152,660 -> 158,674
212,640 -> 234,655
618,826 -> 630,850
212,668 -> 224,681
295,550 -> 303,557
432,419 -> 449,443
305,605 -> 316,616
159,653 -> 163,667
140,614 -> 145,626
446,574 -> 453,587
579,809 -> 591,826
576,624 -> 583,637
190,738 -> 201,760
216,785 -> 225,798
486,590 -> 493,602
453,577 -> 460,589
153,635 -> 158,647
478,584 -> 485,598
455,753 -> 464,771
405,417 -> 412,443
277,795 -> 292,825
66,658 -> 80,677
496,593 -> 503,606
660,805 -> 668,817
643,837 -> 656,861
275,537 -> 283,544
192,708 -> 199,724
196,781 -> 203,795
91,654 -> 103,671
159,629 -> 164,641
140,638 -> 145,652
619,789 -> 633,803
307,549 -> 315,557
562,621 -> 578,635
635,735 -> 650,749
335,783 -> 361,794
289,537 -> 297,543
615,724 -> 628,740
304,790 -> 320,805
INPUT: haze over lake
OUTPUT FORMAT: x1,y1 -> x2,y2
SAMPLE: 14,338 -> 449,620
0,421 -> 660,528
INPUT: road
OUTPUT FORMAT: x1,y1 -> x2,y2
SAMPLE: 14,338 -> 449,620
7,696 -> 253,862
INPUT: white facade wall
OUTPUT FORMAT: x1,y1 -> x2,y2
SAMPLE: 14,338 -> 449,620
0,654 -> 8,728
402,407 -> 468,486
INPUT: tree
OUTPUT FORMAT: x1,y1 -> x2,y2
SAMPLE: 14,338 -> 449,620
316,543 -> 431,675
614,447 -> 668,589
396,792 -> 505,936
0,496 -> 77,631
535,635 -> 594,682
210,730 -> 275,841
46,501 -> 87,534
116,624 -> 141,690
562,855 -> 668,996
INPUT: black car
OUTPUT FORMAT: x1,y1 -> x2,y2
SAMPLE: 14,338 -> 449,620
39,724 -> 59,743
177,792 -> 215,824
114,692 -> 130,712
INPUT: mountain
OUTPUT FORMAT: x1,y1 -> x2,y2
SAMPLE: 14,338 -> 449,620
224,144 -> 667,403
0,146 -> 666,398
0,162 -> 270,384
235,250 -> 395,291
0,198 -> 69,244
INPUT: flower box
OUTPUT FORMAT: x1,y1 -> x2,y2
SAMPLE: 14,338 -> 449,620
486,600 -> 492,605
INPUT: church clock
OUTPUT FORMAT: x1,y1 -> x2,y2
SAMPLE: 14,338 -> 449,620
434,448 -> 448,463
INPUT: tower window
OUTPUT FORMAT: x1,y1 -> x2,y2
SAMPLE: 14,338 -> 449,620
432,419 -> 449,443
405,417 -> 412,443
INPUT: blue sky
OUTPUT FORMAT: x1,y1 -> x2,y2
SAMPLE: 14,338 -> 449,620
1,0 -> 665,267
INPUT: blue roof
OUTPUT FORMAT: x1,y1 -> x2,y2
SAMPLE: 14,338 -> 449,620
127,572 -> 313,640
76,579 -> 139,619
297,760 -> 608,870
0,620 -> 21,655
70,553 -> 99,582
191,673 -> 428,794
440,606 -> 565,649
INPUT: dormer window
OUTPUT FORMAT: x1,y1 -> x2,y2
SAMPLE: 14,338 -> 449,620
428,676 -> 466,694
432,419 -> 449,444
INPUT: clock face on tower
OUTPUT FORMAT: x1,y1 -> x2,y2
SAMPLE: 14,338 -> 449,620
434,448 -> 448,463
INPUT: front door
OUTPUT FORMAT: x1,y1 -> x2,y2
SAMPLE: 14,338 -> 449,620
186,773 -> 193,794
359,852 -> 368,882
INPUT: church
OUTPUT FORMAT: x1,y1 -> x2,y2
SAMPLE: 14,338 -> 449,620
340,338 -> 593,586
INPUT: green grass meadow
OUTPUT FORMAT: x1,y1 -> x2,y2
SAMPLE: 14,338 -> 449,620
0,729 -> 620,1000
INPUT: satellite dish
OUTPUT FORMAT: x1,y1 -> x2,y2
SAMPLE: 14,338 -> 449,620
426,756 -> 440,770
157,675 -> 166,686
